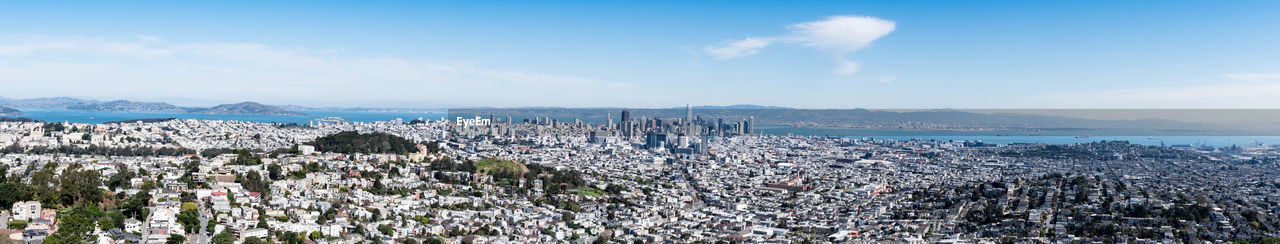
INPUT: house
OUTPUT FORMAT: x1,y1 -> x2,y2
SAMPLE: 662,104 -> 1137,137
299,145 -> 316,155
10,201 -> 40,221
242,228 -> 269,241
124,218 -> 143,233
107,228 -> 141,243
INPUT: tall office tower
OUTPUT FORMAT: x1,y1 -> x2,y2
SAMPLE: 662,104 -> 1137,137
717,118 -> 724,133
747,116 -> 755,135
628,123 -> 635,138
507,116 -> 512,124
685,104 -> 693,126
685,103 -> 694,136
607,113 -> 614,130
621,113 -> 629,137
490,114 -> 495,125
644,131 -> 661,149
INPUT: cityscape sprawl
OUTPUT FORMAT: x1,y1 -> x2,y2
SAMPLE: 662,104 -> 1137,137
0,108 -> 1278,243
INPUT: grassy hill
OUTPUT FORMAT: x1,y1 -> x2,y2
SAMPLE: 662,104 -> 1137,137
473,158 -> 527,176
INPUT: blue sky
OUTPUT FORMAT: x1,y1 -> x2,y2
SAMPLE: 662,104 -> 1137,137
0,0 -> 1277,108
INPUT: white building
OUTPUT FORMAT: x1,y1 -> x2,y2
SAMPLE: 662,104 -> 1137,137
241,228 -> 269,241
10,201 -> 40,221
124,218 -> 143,233
299,145 -> 316,155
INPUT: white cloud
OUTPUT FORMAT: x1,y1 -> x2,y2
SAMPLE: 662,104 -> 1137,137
788,16 -> 896,55
1223,73 -> 1280,82
0,35 -> 637,107
704,37 -> 772,60
704,15 -> 895,74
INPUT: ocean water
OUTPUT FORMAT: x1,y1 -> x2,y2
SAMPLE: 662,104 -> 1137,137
9,108 -> 447,124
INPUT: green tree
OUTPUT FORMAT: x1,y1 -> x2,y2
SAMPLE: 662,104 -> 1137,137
244,237 -> 268,244
268,164 -> 283,180
106,165 -> 136,190
166,234 -> 186,244
280,231 -> 305,244
0,183 -> 31,206
59,164 -> 104,206
378,224 -> 394,236
177,209 -> 200,233
1260,237 -> 1280,244
122,191 -> 151,220
181,202 -> 198,212
98,216 -> 115,230
183,158 -> 200,172
229,149 -> 264,165
306,131 -> 418,154
45,207 -> 102,244
240,170 -> 270,197
212,231 -> 235,244
29,163 -> 58,204
106,211 -> 126,232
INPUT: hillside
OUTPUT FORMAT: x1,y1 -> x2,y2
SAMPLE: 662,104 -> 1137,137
473,158 -> 528,175
188,102 -> 305,116
67,100 -> 187,112
304,131 -> 418,154
63,100 -> 304,115
0,106 -> 20,115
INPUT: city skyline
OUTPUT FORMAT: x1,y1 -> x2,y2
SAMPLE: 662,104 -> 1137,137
2,1 -> 1278,108
3,2 -> 1279,244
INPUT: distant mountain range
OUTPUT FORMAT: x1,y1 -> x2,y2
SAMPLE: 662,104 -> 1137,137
0,97 -> 96,108
0,106 -> 20,115
67,100 -> 187,113
0,98 -> 305,116
187,102 -> 305,116
0,97 -> 454,115
276,105 -> 445,113
462,104 -> 793,110
680,104 -> 792,110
